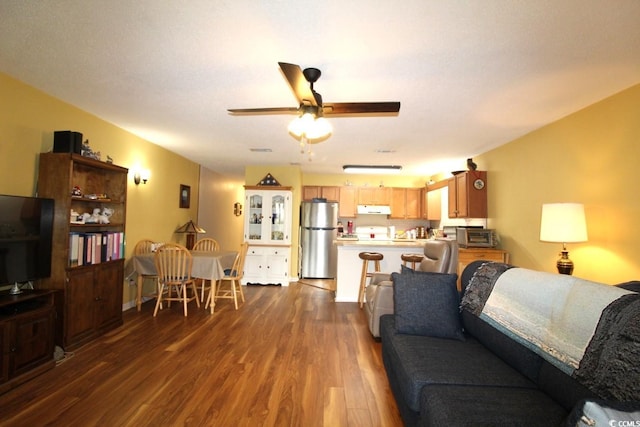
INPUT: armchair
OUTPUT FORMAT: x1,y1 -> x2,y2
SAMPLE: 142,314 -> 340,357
364,239 -> 458,338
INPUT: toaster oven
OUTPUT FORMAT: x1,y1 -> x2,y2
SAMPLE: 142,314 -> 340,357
456,228 -> 497,248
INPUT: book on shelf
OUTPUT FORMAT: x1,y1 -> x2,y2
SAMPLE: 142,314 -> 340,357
68,231 -> 125,266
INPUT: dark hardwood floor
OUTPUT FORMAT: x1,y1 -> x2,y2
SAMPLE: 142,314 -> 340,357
0,282 -> 402,426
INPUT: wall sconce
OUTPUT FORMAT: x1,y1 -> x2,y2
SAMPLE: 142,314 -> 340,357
234,202 -> 243,216
134,169 -> 151,185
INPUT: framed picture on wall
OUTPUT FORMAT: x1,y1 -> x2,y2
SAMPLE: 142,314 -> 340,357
179,184 -> 190,208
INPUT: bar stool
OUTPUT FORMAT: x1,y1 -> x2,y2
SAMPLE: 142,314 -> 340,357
401,253 -> 424,270
358,252 -> 383,308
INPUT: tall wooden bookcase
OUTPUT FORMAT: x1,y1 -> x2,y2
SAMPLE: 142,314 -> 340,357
37,153 -> 127,350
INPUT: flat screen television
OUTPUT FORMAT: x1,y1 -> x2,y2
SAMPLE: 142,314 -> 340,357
0,194 -> 54,291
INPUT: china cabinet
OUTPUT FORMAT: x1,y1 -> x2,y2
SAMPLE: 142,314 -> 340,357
243,187 -> 292,285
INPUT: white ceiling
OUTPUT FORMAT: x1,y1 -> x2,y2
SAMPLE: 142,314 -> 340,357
2,1 -> 639,178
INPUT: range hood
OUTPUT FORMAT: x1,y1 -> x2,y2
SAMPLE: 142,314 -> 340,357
357,205 -> 391,215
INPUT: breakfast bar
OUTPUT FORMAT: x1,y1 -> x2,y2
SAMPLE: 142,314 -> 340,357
334,239 -> 428,302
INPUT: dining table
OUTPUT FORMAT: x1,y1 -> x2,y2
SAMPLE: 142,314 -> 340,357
132,249 -> 238,311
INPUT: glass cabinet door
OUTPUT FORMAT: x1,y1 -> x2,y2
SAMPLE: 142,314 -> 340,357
244,189 -> 291,244
270,194 -> 286,242
247,193 -> 263,241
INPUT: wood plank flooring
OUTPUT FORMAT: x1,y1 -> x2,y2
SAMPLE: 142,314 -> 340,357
0,282 -> 402,426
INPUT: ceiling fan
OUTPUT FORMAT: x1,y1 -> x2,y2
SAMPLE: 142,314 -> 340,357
228,62 -> 400,141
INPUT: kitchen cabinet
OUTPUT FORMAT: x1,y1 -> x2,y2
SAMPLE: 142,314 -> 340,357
426,189 -> 442,220
448,171 -> 487,218
390,188 -> 422,219
358,187 -> 391,205
242,246 -> 289,286
243,187 -> 292,285
37,153 -> 126,350
302,186 -> 340,202
0,290 -> 56,395
338,186 -> 357,218
457,248 -> 509,291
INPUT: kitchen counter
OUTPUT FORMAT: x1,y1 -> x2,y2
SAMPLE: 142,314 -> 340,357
334,239 -> 429,302
335,238 -> 428,247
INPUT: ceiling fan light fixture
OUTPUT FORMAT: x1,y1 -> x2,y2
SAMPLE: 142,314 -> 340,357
343,165 -> 403,175
288,112 -> 332,140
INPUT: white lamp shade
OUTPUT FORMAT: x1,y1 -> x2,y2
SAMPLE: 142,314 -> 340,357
288,113 -> 332,140
540,203 -> 588,243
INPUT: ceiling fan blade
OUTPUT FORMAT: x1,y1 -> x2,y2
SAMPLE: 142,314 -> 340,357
227,107 -> 299,115
278,62 -> 318,107
322,102 -> 401,115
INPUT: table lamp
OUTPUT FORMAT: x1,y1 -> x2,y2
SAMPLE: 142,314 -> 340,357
175,220 -> 206,250
539,203 -> 588,275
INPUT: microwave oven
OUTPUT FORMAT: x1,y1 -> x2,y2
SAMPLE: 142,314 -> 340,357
456,228 -> 497,248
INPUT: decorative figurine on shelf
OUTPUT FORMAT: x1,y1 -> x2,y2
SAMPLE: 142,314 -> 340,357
106,155 -> 113,164
81,139 -> 101,161
83,208 -> 102,224
70,209 -> 83,224
98,207 -> 113,224
72,186 -> 82,197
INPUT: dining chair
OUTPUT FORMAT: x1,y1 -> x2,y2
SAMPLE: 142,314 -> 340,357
206,242 -> 248,312
133,239 -> 162,311
192,238 -> 220,252
153,243 -> 200,316
192,238 -> 221,302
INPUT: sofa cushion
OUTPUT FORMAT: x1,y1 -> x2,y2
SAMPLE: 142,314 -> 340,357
380,315 -> 536,413
391,269 -> 464,340
420,384 -> 567,427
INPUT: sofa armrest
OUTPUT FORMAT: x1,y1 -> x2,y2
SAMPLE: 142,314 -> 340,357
565,399 -> 640,427
370,272 -> 392,285
365,276 -> 395,338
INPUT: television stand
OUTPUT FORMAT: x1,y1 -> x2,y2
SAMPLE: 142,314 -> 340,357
0,289 -> 57,395
8,280 -> 34,295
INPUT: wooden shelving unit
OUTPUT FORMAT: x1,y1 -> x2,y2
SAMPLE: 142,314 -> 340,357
37,153 -> 127,350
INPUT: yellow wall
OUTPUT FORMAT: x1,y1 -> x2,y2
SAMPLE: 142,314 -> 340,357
197,167 -> 245,251
477,83 -> 640,284
0,72 -> 201,307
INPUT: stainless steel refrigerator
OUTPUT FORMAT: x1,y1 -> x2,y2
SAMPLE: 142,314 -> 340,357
300,200 -> 338,279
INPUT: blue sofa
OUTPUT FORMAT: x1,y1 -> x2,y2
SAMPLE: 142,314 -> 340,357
380,261 -> 640,426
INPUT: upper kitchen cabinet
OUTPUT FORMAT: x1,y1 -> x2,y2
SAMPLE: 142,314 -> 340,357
390,188 -> 422,219
426,188 -> 442,220
338,186 -> 357,218
448,171 -> 487,218
302,186 -> 340,202
244,187 -> 292,245
357,187 -> 391,205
